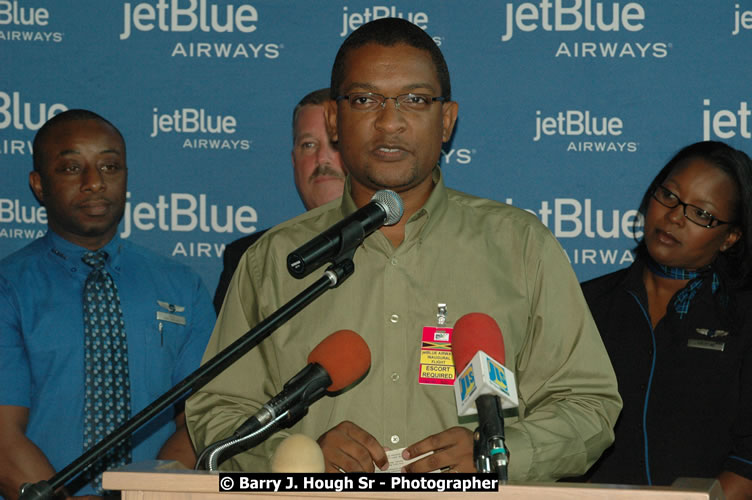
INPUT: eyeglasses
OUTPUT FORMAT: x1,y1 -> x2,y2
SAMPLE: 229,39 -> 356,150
651,185 -> 732,228
336,92 -> 447,112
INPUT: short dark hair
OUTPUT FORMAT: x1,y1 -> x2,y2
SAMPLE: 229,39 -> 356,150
291,88 -> 331,144
636,140 -> 752,287
330,17 -> 451,101
33,109 -> 124,172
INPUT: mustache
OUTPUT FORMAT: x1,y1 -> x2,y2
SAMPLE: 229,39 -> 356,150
310,164 -> 345,181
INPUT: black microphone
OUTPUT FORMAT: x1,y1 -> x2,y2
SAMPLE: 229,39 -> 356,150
287,190 -> 403,278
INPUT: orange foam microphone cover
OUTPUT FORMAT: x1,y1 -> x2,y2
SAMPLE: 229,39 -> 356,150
451,312 -> 506,371
307,329 -> 371,392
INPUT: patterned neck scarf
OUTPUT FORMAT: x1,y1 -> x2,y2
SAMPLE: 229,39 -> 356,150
645,255 -> 719,319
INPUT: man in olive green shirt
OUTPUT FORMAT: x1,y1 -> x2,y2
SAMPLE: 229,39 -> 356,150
186,18 -> 621,479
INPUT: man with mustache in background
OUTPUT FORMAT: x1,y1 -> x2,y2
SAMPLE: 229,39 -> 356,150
213,88 -> 345,312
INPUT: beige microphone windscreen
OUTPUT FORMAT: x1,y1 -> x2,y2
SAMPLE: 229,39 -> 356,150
270,433 -> 325,473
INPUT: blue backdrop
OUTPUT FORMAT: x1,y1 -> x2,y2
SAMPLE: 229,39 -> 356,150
3,0 -> 752,293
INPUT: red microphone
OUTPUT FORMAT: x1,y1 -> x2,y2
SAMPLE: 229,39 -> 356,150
452,313 -> 518,415
308,329 -> 371,391
452,312 -> 506,370
232,330 -> 371,438
451,313 -> 517,479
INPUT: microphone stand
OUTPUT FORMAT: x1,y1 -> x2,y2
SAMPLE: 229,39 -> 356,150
20,257 -> 356,500
473,396 -> 509,483
198,410 -> 290,471
197,360 -> 331,470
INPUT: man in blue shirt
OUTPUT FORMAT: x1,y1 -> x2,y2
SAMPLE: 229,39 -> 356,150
0,109 -> 216,499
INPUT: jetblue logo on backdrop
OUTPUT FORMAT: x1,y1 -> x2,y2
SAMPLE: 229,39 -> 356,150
340,5 -> 428,36
122,191 -> 259,237
501,0 -> 645,41
505,197 -> 640,266
121,0 -> 258,39
0,91 -> 67,156
0,0 -> 63,42
504,197 -> 643,240
733,3 -> 752,35
0,198 -> 47,242
500,0 -> 669,58
533,109 -> 638,152
339,5 -> 443,46
0,192 -> 257,258
702,99 -> 752,141
0,91 -> 68,131
554,41 -> 667,57
150,107 -> 251,150
120,0 -> 282,60
122,192 -> 258,258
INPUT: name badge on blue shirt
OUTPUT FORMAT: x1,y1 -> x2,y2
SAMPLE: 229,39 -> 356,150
157,301 -> 186,326
156,310 -> 186,325
157,300 -> 185,314
156,301 -> 186,346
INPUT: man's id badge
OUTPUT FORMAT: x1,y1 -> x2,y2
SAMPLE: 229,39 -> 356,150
418,304 -> 455,385
418,326 -> 455,385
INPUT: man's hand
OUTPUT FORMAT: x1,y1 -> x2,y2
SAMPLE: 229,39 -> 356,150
0,406 -> 58,500
718,470 -> 752,500
316,421 -> 388,472
402,427 -> 474,473
157,411 -> 195,469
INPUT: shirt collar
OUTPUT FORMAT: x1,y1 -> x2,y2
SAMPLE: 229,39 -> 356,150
339,167 -> 449,243
43,231 -> 123,276
624,256 -> 722,324
418,167 -> 449,239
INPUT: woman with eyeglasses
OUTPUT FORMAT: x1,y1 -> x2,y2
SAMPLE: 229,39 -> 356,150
579,141 -> 752,497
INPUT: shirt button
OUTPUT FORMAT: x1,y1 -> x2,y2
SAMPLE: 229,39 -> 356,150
391,372 -> 400,382
390,314 -> 399,323
390,435 -> 400,444
391,257 -> 398,266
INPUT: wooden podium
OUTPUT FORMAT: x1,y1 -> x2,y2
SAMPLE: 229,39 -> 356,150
102,461 -> 725,500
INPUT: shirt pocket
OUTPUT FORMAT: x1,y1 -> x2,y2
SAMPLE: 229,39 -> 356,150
24,297 -> 86,389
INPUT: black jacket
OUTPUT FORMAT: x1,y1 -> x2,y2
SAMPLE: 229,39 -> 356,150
580,259 -> 752,485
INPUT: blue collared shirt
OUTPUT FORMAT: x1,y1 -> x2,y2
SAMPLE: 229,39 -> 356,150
0,231 -> 215,496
